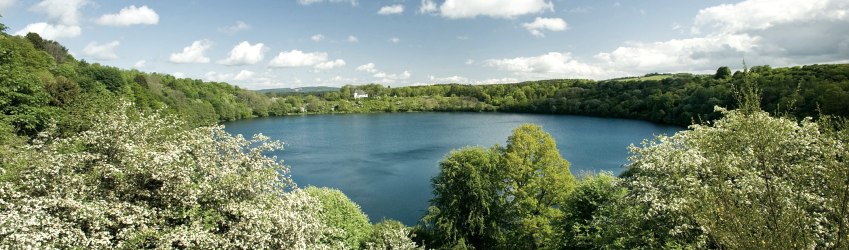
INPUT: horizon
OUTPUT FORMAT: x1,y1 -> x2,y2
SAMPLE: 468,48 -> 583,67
1,0 -> 847,90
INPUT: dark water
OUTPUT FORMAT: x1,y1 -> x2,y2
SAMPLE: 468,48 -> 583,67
223,112 -> 682,225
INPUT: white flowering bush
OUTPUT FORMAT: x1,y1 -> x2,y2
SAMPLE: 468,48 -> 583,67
363,220 -> 422,250
619,107 -> 849,249
0,102 -> 337,249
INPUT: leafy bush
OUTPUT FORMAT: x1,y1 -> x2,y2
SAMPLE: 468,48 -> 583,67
605,107 -> 849,249
364,220 -> 421,250
0,103 -> 335,248
305,186 -> 372,249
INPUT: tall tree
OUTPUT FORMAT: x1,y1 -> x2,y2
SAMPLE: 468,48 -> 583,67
714,66 -> 732,80
423,124 -> 575,249
503,124 -> 575,249
424,146 -> 506,249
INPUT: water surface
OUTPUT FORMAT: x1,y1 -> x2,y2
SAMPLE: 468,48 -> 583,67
224,112 -> 682,225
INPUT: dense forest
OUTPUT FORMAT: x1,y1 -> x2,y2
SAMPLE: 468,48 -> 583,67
2,20 -> 849,249
270,64 -> 849,127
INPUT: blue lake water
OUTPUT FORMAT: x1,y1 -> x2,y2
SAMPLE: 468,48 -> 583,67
223,112 -> 682,225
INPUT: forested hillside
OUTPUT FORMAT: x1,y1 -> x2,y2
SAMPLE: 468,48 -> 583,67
276,65 -> 849,126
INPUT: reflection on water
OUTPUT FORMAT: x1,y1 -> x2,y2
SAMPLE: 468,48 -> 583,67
224,112 -> 682,225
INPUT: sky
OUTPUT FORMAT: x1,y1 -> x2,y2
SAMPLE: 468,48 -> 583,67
1,0 -> 847,89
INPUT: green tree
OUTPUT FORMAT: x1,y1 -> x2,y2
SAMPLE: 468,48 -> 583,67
364,220 -> 422,250
0,15 -> 7,34
423,146 -> 506,249
0,102 -> 336,248
304,187 -> 372,249
0,35 -> 56,136
616,107 -> 849,249
423,124 -> 575,249
556,172 -> 626,250
503,124 -> 576,249
714,66 -> 732,80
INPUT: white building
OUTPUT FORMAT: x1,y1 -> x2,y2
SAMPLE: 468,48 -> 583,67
353,90 -> 369,99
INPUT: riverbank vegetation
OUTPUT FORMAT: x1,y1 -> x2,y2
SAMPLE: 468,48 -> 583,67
415,106 -> 849,249
2,22 -> 849,249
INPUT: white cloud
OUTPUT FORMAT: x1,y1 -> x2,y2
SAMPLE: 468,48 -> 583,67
347,35 -> 359,42
419,0 -> 437,14
15,23 -> 81,39
522,17 -> 567,37
96,5 -> 159,26
485,0 -> 849,81
82,41 -> 120,60
439,0 -> 553,19
269,50 -> 345,70
671,22 -> 682,31
356,63 -> 378,73
357,63 -> 410,83
474,78 -> 519,85
17,0 -> 87,39
32,0 -> 87,25
173,72 -> 185,78
465,59 -> 475,65
298,0 -> 357,6
594,34 -> 760,73
565,6 -> 592,13
234,70 -> 255,81
487,52 -> 615,79
314,59 -> 346,70
389,37 -> 400,43
311,34 -> 325,42
0,0 -> 16,11
205,71 -> 234,82
457,36 -> 469,40
692,0 -> 847,34
373,70 -> 411,82
269,50 -> 327,67
219,21 -> 251,34
378,4 -> 404,15
429,75 -> 469,83
133,60 -> 146,68
218,41 -> 267,65
169,40 -> 213,64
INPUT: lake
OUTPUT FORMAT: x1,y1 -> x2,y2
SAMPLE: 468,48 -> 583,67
223,112 -> 683,225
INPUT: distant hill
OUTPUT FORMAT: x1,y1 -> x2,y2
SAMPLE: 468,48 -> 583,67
256,86 -> 340,94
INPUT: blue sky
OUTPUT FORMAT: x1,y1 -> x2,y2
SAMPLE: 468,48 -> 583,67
1,0 -> 847,89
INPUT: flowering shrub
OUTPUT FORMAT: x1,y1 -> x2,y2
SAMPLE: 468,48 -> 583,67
616,107 -> 849,249
0,103 -> 337,249
363,220 -> 421,250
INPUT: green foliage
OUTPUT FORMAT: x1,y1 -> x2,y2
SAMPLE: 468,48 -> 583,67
364,220 -> 422,250
423,146 -> 506,249
503,124 -> 575,249
25,32 -> 71,64
0,102 -> 338,248
556,172 -> 626,249
305,186 -> 372,249
714,66 -> 732,80
422,124 -> 575,249
610,107 -> 849,249
0,35 -> 57,136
